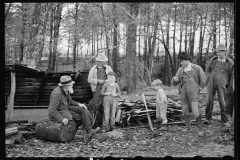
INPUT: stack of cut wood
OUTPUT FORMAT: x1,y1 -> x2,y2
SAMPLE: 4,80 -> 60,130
116,97 -> 183,127
5,120 -> 36,145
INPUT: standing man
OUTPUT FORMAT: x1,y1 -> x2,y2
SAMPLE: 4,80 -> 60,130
88,52 -> 113,130
172,52 -> 206,136
204,44 -> 234,127
48,75 -> 100,142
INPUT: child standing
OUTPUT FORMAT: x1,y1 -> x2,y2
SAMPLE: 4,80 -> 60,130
101,71 -> 121,132
152,79 -> 168,129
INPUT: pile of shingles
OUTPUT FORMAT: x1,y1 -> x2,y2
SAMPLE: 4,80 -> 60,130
116,96 -> 183,127
5,120 -> 36,145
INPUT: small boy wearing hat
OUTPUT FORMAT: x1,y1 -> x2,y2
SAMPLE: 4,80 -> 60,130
172,52 -> 206,136
151,79 -> 168,129
101,71 -> 121,132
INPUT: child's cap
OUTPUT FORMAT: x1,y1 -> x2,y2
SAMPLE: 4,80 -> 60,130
152,79 -> 162,86
107,71 -> 115,76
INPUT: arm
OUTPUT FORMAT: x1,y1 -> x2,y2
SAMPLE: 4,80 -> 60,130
87,66 -> 98,85
48,91 -> 64,123
68,95 -> 80,106
197,65 -> 206,89
115,83 -> 121,97
172,67 -> 182,85
101,83 -> 109,96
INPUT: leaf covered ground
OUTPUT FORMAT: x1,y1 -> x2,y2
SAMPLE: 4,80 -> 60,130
5,86 -> 234,158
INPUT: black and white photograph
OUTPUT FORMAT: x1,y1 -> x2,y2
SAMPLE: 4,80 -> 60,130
5,2 -> 235,158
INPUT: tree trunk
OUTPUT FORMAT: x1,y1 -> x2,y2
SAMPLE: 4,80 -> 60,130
173,4 -> 177,75
126,3 -> 139,94
228,4 -> 234,55
184,6 -> 189,53
51,3 -> 63,71
164,15 -> 171,86
47,4 -> 54,71
224,5 -> 228,48
28,3 -> 42,60
35,117 -> 80,143
112,3 -> 118,73
67,29 -> 71,65
212,7 -> 217,52
19,3 -> 27,63
189,13 -> 197,61
73,3 -> 78,71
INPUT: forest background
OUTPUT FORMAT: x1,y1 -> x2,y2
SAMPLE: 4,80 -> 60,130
5,2 -> 234,94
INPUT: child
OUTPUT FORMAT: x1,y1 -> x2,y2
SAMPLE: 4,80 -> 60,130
152,79 -> 168,129
101,71 -> 121,132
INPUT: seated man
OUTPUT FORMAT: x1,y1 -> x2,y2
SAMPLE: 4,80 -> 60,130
48,75 -> 100,142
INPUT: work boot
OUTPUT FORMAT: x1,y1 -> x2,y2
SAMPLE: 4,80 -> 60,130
203,119 -> 211,125
84,127 -> 100,143
196,117 -> 204,137
182,116 -> 191,132
156,121 -> 162,129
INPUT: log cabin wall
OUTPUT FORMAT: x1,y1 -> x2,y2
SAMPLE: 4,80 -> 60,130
5,64 -> 93,108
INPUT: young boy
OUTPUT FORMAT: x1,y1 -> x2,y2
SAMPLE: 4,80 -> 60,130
101,71 -> 121,132
152,79 -> 168,129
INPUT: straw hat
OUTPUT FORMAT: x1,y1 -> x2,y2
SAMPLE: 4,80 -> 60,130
96,52 -> 108,62
58,75 -> 75,86
216,44 -> 228,51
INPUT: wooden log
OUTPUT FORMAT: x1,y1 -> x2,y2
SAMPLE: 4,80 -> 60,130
5,120 -> 28,125
35,117 -> 79,143
141,94 -> 154,131
115,108 -> 122,123
6,66 -> 16,122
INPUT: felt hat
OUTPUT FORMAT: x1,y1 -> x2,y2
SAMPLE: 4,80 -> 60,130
58,75 -> 75,86
179,52 -> 190,60
216,44 -> 228,51
96,52 -> 108,62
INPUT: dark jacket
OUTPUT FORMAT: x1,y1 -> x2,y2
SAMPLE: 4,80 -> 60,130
48,86 -> 80,123
205,56 -> 234,86
173,63 -> 206,90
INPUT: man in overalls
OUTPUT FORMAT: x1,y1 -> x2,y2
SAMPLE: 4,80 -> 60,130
173,52 -> 206,136
204,44 -> 234,127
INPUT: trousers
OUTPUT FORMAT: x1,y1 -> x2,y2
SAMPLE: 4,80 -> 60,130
102,95 -> 117,130
69,105 -> 93,131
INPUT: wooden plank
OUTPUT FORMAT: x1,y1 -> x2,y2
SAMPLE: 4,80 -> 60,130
141,94 -> 154,131
6,65 -> 16,122
15,93 -> 39,96
16,78 -> 43,82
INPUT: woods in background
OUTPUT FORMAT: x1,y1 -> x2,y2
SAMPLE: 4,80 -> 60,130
5,2 -> 234,93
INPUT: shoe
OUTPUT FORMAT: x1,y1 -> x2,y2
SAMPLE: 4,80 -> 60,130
156,122 -> 162,129
198,130 -> 204,137
84,127 -> 100,143
203,119 -> 211,125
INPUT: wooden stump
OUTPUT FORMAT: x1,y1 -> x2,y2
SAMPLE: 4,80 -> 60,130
35,117 -> 80,143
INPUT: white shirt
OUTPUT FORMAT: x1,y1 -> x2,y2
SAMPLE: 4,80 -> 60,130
218,57 -> 226,62
183,63 -> 192,72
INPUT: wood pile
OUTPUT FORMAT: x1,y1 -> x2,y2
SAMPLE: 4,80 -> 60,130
116,96 -> 183,127
5,120 -> 36,145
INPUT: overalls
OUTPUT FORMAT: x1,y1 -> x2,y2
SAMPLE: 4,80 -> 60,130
205,61 -> 229,123
102,83 -> 118,130
180,70 -> 201,118
90,67 -> 107,128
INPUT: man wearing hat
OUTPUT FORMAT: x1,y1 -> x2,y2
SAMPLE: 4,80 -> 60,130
48,75 -> 100,142
172,52 -> 206,136
204,44 -> 234,127
88,52 -> 113,130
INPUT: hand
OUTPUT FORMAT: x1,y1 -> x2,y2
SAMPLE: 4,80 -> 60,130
62,118 -> 69,125
105,92 -> 111,96
173,77 -> 179,82
112,93 -> 117,97
79,103 -> 87,110
98,79 -> 105,84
